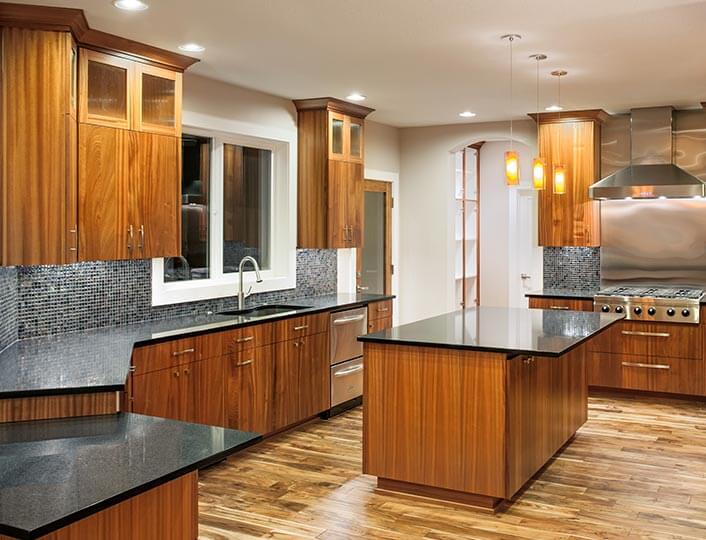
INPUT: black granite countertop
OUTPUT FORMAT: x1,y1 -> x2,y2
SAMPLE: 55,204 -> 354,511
0,293 -> 394,399
525,288 -> 598,300
0,413 -> 260,539
358,306 -> 622,357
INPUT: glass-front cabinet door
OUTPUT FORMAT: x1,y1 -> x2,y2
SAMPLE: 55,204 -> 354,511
328,111 -> 346,160
79,49 -> 133,129
348,117 -> 364,163
136,64 -> 182,136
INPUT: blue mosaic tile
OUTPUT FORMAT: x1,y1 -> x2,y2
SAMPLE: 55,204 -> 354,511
543,247 -> 600,290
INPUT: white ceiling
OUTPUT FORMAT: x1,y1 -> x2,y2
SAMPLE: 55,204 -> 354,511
15,0 -> 706,127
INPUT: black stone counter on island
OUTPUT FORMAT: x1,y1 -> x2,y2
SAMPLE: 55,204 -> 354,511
0,413 -> 260,539
0,293 -> 394,399
358,306 -> 623,357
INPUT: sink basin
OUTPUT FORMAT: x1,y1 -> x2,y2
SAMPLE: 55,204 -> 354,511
218,304 -> 310,318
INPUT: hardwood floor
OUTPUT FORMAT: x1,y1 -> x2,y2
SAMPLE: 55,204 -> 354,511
198,394 -> 706,539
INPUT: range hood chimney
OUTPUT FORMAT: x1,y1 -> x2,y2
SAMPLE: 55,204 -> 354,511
588,106 -> 706,199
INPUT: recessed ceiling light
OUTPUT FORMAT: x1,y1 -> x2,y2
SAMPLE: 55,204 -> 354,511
113,0 -> 148,10
459,111 -> 476,118
178,43 -> 205,53
346,93 -> 366,102
545,104 -> 563,112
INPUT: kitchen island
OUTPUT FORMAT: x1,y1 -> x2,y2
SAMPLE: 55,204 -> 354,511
359,306 -> 622,510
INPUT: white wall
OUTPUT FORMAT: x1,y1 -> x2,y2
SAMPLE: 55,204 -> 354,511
478,140 -> 533,307
398,120 -> 536,324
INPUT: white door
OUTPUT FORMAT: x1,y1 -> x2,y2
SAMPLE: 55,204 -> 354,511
508,188 -> 543,307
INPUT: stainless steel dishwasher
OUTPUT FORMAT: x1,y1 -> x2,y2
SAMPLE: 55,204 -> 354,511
329,306 -> 368,412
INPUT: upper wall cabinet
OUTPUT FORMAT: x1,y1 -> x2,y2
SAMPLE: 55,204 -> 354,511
533,110 -> 607,247
0,3 -> 196,267
294,98 -> 374,249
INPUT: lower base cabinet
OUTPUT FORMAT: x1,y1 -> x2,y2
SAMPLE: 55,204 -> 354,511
131,357 -> 224,426
226,346 -> 274,434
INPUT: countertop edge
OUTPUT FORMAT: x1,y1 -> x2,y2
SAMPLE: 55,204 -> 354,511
524,290 -> 597,300
3,426 -> 262,540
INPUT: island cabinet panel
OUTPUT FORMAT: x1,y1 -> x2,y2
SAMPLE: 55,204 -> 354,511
363,344 -> 508,499
588,321 -> 701,359
527,297 -> 594,312
0,392 -> 118,423
226,345 -> 274,434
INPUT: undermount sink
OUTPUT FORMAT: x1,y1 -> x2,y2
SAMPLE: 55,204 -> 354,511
218,304 -> 310,318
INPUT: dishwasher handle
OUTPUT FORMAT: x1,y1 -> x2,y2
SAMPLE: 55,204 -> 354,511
332,314 -> 366,326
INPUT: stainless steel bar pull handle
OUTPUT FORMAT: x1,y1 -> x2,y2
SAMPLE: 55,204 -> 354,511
138,225 -> 145,252
235,359 -> 254,367
172,348 -> 195,356
293,324 -> 309,331
235,336 -> 254,343
549,306 -> 569,310
621,361 -> 670,370
621,330 -> 671,338
377,307 -> 390,312
334,365 -> 364,377
333,315 -> 366,325
127,225 -> 134,251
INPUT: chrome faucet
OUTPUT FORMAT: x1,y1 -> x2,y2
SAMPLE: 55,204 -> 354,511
238,256 -> 263,310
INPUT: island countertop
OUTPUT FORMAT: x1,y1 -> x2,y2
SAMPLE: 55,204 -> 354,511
0,413 -> 260,539
358,306 -> 623,357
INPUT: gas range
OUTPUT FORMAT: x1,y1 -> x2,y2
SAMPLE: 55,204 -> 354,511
593,286 -> 704,324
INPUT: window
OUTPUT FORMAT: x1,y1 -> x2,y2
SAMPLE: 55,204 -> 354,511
153,124 -> 296,306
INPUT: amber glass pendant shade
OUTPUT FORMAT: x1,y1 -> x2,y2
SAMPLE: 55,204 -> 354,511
553,164 -> 567,194
505,150 -> 520,185
532,157 -> 546,190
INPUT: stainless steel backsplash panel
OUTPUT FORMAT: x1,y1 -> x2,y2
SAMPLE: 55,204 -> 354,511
600,199 -> 706,288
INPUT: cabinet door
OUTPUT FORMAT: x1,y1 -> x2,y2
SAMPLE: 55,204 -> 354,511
328,111 -> 346,161
298,332 -> 330,419
128,132 -> 180,259
131,367 -> 185,421
346,162 -> 363,247
79,49 -> 133,130
134,64 -> 182,137
78,124 -> 130,261
226,346 -> 274,434
367,316 -> 392,334
272,339 -> 301,431
348,117 -> 364,163
328,161 -> 362,248
185,358 -> 225,426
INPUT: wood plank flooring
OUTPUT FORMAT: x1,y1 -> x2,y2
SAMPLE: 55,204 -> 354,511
198,394 -> 706,539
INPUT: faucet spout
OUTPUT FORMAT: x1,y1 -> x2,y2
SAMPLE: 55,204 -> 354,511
237,256 -> 262,310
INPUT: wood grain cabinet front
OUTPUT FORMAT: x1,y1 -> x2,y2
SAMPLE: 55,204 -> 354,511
226,346 -> 274,434
527,297 -> 594,312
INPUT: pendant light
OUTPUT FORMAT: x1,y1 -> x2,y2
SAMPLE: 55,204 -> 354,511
550,69 -> 568,194
502,34 -> 521,186
529,54 -> 547,190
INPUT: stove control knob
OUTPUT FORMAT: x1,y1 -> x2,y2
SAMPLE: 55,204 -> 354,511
633,306 -> 642,315
682,309 -> 691,317
667,308 -> 676,317
615,306 -> 624,313
601,305 -> 610,313
647,307 -> 656,316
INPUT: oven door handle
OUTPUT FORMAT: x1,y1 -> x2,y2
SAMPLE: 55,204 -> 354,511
334,365 -> 364,377
333,314 -> 366,325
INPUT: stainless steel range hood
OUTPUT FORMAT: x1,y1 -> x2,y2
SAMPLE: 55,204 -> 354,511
589,107 -> 706,199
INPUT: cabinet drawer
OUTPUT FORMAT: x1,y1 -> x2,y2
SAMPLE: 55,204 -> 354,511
131,337 -> 199,376
647,323 -> 701,359
587,322 -> 649,356
588,353 -> 704,395
367,316 -> 392,334
274,312 -> 328,341
368,300 -> 392,321
219,323 -> 274,354
527,297 -> 593,311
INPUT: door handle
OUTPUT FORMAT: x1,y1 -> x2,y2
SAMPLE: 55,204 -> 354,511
127,225 -> 134,252
172,348 -> 195,356
334,365 -> 364,377
621,331 -> 670,338
138,225 -> 145,253
621,361 -> 670,370
293,324 -> 309,331
357,286 -> 370,292
548,306 -> 569,310
333,314 -> 366,325
520,273 -> 531,280
235,336 -> 254,343
235,359 -> 254,367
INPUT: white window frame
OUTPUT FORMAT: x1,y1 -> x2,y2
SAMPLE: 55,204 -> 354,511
152,113 -> 297,306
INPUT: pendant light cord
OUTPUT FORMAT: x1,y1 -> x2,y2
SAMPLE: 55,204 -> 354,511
509,36 -> 513,151
535,57 -> 540,145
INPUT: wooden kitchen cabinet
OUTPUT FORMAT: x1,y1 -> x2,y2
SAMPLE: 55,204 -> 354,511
78,125 -> 180,261
527,297 -> 594,312
294,98 -> 374,249
0,27 -> 78,266
226,346 -> 274,434
135,63 -> 182,137
532,110 -> 607,247
79,49 -> 134,130
273,331 -> 330,432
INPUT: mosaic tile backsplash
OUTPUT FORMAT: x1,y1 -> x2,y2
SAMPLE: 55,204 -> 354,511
0,267 -> 18,350
15,249 -> 337,339
543,247 -> 600,291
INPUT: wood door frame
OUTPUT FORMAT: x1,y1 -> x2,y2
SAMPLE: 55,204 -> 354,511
357,179 -> 393,295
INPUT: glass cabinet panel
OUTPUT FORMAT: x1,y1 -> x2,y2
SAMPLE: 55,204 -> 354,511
141,73 -> 176,128
330,115 -> 344,157
86,60 -> 128,122
349,121 -> 362,160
